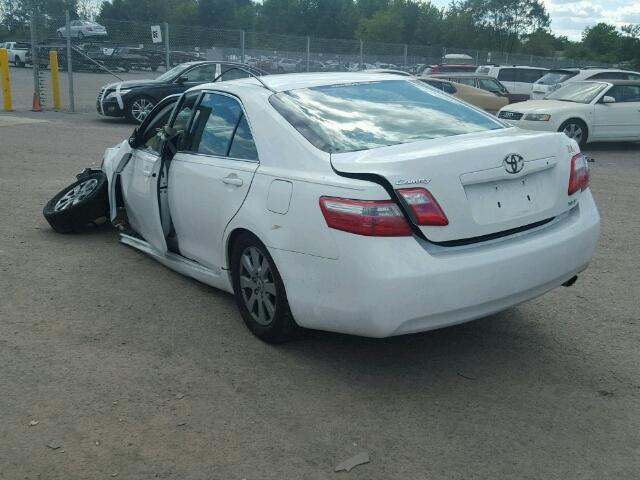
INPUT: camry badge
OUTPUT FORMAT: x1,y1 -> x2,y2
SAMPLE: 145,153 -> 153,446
395,178 -> 431,186
503,154 -> 524,174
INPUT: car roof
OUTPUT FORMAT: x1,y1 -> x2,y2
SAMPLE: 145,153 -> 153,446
577,68 -> 632,73
430,73 -> 495,78
417,76 -> 448,82
570,80 -> 640,86
200,72 -> 410,93
479,65 -> 547,70
599,79 -> 640,86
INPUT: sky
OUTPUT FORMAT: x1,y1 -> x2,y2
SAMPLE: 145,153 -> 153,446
430,0 -> 640,40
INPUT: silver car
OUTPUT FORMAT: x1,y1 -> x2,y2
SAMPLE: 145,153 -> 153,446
57,20 -> 107,39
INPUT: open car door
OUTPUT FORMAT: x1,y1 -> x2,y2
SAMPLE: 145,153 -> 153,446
119,96 -> 181,254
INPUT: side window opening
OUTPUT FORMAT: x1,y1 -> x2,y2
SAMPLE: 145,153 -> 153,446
186,92 -> 259,161
228,115 -> 258,160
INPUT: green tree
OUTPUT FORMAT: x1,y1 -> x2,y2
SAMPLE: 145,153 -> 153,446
581,22 -> 621,61
98,0 -> 198,24
356,6 -> 403,42
464,0 -> 550,53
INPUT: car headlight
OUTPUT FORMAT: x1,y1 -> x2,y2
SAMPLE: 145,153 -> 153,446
105,89 -> 131,99
524,113 -> 551,121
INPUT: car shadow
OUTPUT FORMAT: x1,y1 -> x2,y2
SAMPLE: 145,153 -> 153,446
267,308 -> 579,395
583,141 -> 640,152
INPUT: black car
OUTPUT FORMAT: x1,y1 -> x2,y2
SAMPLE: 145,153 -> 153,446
96,61 -> 267,122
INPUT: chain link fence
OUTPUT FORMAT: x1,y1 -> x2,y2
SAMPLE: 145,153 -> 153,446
1,12 -> 612,112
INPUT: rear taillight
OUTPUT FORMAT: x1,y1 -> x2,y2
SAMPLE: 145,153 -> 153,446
397,188 -> 449,226
319,197 -> 411,236
568,152 -> 590,195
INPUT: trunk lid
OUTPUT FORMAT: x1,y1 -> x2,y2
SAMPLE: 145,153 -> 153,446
331,128 -> 575,243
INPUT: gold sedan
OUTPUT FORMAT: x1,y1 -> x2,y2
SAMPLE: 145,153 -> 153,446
417,76 -> 508,115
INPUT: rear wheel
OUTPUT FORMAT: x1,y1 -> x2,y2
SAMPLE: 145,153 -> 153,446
559,119 -> 587,147
14,55 -> 24,67
231,233 -> 300,343
43,172 -> 109,233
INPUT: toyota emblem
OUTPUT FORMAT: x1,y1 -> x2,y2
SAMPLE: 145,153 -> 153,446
503,153 -> 524,174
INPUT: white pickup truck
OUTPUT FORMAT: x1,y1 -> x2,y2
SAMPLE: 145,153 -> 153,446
1,41 -> 31,67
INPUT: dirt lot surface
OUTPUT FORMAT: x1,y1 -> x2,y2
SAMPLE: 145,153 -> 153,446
1,111 -> 639,479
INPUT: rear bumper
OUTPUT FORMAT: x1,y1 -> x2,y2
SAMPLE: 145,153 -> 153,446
270,192 -> 600,337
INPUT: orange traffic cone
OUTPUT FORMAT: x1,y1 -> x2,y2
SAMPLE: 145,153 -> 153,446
32,92 -> 42,112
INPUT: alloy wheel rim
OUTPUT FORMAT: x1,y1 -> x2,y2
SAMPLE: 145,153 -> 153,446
563,123 -> 583,143
239,246 -> 277,326
54,178 -> 98,212
131,99 -> 155,122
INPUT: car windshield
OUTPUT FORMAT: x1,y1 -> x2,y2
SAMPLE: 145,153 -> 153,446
155,64 -> 192,82
535,70 -> 578,85
546,82 -> 608,103
269,79 -> 504,153
477,77 -> 506,93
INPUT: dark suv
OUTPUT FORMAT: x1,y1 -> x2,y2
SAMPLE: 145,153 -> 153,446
96,61 -> 267,122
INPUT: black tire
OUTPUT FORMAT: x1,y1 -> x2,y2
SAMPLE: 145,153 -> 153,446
43,172 -> 109,233
15,55 -> 24,68
231,233 -> 300,343
150,65 -> 158,72
125,95 -> 156,123
57,31 -> 63,38
558,119 -> 588,147
77,31 -> 84,40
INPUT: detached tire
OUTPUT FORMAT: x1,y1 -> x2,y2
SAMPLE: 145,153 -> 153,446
43,172 -> 109,233
231,233 -> 300,343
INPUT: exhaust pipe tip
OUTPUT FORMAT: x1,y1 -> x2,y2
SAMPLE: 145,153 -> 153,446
562,275 -> 578,287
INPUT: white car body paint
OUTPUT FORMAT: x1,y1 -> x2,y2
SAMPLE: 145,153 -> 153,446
102,72 -> 600,338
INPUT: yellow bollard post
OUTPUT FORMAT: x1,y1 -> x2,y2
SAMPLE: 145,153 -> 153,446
49,50 -> 61,110
0,48 -> 13,111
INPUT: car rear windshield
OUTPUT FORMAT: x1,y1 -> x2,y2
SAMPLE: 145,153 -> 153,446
269,80 -> 504,153
535,70 -> 578,85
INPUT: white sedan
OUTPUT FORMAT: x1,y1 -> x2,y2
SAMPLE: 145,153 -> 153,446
498,80 -> 640,146
56,20 -> 107,39
43,73 -> 600,342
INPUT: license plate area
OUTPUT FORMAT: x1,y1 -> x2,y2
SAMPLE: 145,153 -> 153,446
464,170 -> 554,225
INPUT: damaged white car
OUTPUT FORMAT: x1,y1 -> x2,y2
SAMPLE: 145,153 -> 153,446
43,73 -> 600,342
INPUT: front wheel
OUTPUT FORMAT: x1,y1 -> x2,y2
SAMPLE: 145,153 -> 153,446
14,56 -> 24,67
126,96 -> 156,123
231,233 -> 300,343
43,172 -> 109,233
559,119 -> 588,147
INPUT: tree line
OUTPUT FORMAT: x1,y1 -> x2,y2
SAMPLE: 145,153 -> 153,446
1,0 -> 639,66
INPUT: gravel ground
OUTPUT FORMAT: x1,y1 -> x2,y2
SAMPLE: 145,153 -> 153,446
0,111 -> 639,479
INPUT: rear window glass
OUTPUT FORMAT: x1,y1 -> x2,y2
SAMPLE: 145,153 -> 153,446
269,80 -> 504,153
535,70 -> 578,85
